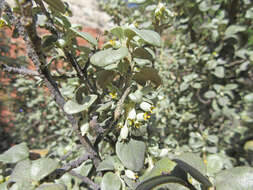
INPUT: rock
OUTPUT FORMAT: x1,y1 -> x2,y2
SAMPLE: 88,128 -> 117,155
7,0 -> 113,31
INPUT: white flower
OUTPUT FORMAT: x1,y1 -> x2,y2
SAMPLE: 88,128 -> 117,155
125,169 -> 138,180
127,108 -> 136,120
120,123 -> 129,140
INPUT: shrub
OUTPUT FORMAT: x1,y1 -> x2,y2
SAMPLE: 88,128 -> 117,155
0,0 -> 253,190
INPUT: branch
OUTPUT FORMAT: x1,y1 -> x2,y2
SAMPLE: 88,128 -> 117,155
1,64 -> 40,76
61,154 -> 89,172
2,0 -> 99,163
114,86 -> 132,121
68,171 -> 100,190
102,86 -> 132,137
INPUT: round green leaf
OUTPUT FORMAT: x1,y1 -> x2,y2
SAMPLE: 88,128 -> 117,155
101,172 -> 121,190
64,95 -> 97,114
125,28 -> 162,47
9,160 -> 32,184
215,167 -> 253,190
35,183 -> 66,190
133,67 -> 162,87
206,154 -> 228,174
141,157 -> 177,181
133,47 -> 154,60
110,26 -> 124,39
70,27 -> 98,46
73,160 -> 93,177
213,66 -> 225,78
0,143 -> 29,163
225,25 -> 246,37
97,70 -> 117,89
90,47 -> 129,67
204,91 -> 216,99
244,93 -> 253,103
43,0 -> 65,13
31,158 -> 59,181
116,139 -> 146,171
97,156 -> 118,172
129,90 -> 143,103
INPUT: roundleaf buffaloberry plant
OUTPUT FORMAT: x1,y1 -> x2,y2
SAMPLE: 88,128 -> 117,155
1,0 -> 253,190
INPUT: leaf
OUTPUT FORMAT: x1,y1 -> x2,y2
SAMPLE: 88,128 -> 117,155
133,67 -> 162,87
97,102 -> 112,112
206,154 -> 231,174
97,70 -> 117,89
213,66 -> 225,78
204,91 -> 216,99
141,157 -> 177,181
35,183 -> 67,190
97,156 -> 119,172
199,0 -> 211,12
174,153 -> 206,175
31,158 -> 59,181
225,25 -> 246,37
129,90 -> 143,103
180,83 -> 189,92
9,160 -> 32,183
110,26 -> 124,39
244,140 -> 253,151
116,139 -> 146,171
244,93 -> 253,103
43,0 -> 65,13
0,182 -> 7,190
101,172 -> 121,190
128,0 -> 146,3
64,95 -> 97,114
133,47 -> 154,61
215,167 -> 253,190
91,47 -> 129,67
0,143 -> 29,163
173,159 -> 212,188
135,175 -> 191,190
73,160 -> 93,177
125,27 -> 162,47
70,27 -> 98,46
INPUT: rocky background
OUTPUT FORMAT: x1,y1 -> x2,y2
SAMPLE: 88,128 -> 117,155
7,0 -> 113,31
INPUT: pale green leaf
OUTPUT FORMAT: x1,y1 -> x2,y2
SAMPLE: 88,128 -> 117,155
204,91 -> 216,99
35,183 -> 66,190
215,167 -> 253,190
125,28 -> 162,47
141,157 -> 177,181
10,160 -> 32,183
225,25 -> 246,37
0,143 -> 29,163
64,95 -> 97,114
31,158 -> 58,181
116,139 -> 146,171
43,0 -> 65,13
101,172 -> 121,190
70,27 -> 97,46
90,47 -> 129,67
133,67 -> 162,87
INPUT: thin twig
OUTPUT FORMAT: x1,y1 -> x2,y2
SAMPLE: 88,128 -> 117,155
68,170 -> 100,190
60,154 -> 89,171
114,86 -> 132,121
1,64 -> 40,76
102,86 -> 132,137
